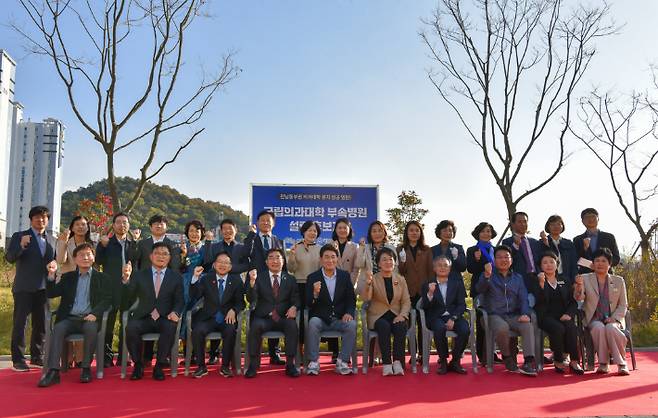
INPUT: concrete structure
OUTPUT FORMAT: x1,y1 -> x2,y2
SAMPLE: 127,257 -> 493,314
0,50 -> 17,247
6,118 -> 65,238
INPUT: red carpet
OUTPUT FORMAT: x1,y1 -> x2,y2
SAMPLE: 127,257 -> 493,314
1,353 -> 657,418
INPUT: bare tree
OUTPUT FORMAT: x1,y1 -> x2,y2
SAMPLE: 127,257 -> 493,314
420,0 -> 614,238
571,84 -> 658,262
13,0 -> 240,213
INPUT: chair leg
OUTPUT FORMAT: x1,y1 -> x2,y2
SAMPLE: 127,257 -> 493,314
121,326 -> 128,379
422,330 -> 430,374
96,332 -> 105,379
362,334 -> 369,375
61,341 -> 69,373
628,335 -> 637,370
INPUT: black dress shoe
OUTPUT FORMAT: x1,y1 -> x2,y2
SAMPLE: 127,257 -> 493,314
449,361 -> 467,375
285,365 -> 301,378
220,365 -> 234,378
12,362 -> 30,372
30,358 -> 44,368
543,355 -> 553,365
493,355 -> 504,364
130,364 -> 144,380
80,367 -> 92,383
244,365 -> 257,378
437,360 -> 448,375
207,355 -> 219,365
331,352 -> 339,364
193,367 -> 208,379
38,370 -> 60,387
270,354 -> 285,366
153,365 -> 165,381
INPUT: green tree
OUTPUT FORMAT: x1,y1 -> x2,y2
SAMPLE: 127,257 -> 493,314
386,190 -> 429,245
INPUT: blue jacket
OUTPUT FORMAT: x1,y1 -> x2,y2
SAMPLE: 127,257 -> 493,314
476,269 -> 530,316
431,242 -> 466,273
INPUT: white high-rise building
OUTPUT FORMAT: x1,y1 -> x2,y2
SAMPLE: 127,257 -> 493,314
0,49 -> 17,247
6,118 -> 65,237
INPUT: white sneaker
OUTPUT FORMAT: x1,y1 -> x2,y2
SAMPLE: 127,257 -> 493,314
306,361 -> 320,375
392,360 -> 405,376
382,364 -> 393,376
335,358 -> 352,375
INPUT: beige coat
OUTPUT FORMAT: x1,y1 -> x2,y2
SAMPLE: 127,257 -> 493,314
334,240 -> 360,285
360,271 -> 411,329
56,238 -> 82,274
287,243 -> 321,283
396,244 -> 433,298
579,273 -> 627,327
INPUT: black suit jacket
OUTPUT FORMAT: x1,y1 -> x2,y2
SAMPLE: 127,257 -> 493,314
190,272 -> 245,322
573,230 -> 620,273
203,240 -> 249,274
539,237 -> 578,284
46,269 -> 112,327
502,235 -> 541,287
466,244 -> 489,298
5,229 -> 55,292
130,236 -> 182,271
95,235 -> 136,307
246,270 -> 299,319
527,274 -> 577,321
122,268 -> 184,319
431,242 -> 467,273
420,273 -> 467,324
243,231 -> 285,271
306,269 -> 356,324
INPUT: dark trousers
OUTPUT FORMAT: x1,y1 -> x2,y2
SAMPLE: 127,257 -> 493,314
104,308 -> 126,363
249,317 -> 298,364
430,316 -> 470,361
539,316 -> 579,362
298,283 -> 306,342
192,318 -> 237,368
47,317 -> 97,370
11,290 -> 46,363
126,316 -> 177,366
475,309 -> 485,361
411,294 -> 423,357
374,311 -> 407,365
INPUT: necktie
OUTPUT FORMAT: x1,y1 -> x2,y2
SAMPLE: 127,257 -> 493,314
521,237 -> 536,273
271,274 -> 280,321
263,235 -> 270,250
215,278 -> 225,324
151,270 -> 162,320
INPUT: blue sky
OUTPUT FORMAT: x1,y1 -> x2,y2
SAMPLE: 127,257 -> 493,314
2,0 -> 657,253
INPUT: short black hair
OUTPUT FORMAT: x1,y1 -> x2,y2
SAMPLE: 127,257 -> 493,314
220,219 -> 237,229
581,208 -> 599,219
112,212 -> 130,223
265,248 -> 285,259
257,210 -> 275,221
403,220 -> 427,249
435,220 -> 456,239
184,220 -> 205,239
367,221 -> 388,244
151,241 -> 171,254
300,220 -> 321,238
68,215 -> 91,243
29,206 -> 50,220
375,247 -> 397,265
320,243 -> 339,258
540,251 -> 560,266
592,247 -> 613,263
331,218 -> 353,241
148,214 -> 168,225
510,212 -> 528,224
494,245 -> 513,258
544,215 -> 565,234
471,222 -> 497,241
213,250 -> 232,262
72,242 -> 95,257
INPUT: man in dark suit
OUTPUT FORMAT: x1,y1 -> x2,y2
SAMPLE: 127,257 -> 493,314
122,242 -> 184,381
243,209 -> 287,365
421,255 -> 469,375
129,214 -> 181,365
203,219 -> 249,274
95,212 -> 135,366
130,214 -> 182,271
245,248 -> 300,378
501,211 -> 541,289
305,244 -> 356,376
573,208 -> 620,273
190,251 -> 245,378
37,243 -> 113,387
5,205 -> 56,371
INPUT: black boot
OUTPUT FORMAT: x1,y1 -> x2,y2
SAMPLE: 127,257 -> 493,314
38,369 -> 61,387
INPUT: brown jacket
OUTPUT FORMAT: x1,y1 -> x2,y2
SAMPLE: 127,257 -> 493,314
334,240 -> 360,285
360,271 -> 411,329
577,273 -> 627,327
396,244 -> 433,298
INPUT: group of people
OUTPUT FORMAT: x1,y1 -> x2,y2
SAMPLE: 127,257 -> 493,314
4,204 -> 631,388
